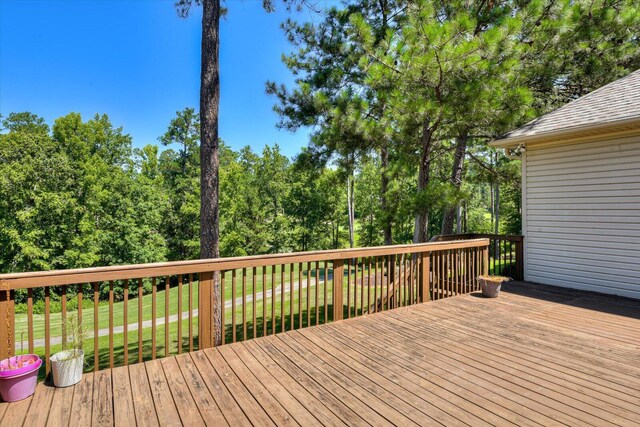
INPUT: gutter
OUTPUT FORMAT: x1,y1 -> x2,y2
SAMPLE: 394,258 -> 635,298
490,116 -> 640,149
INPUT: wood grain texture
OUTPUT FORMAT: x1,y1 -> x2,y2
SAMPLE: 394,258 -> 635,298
3,281 -> 638,427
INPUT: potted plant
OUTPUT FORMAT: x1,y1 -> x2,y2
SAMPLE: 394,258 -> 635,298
0,333 -> 42,402
478,275 -> 511,298
50,315 -> 85,387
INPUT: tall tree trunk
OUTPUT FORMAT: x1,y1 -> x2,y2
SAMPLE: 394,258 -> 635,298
347,169 -> 355,248
441,134 -> 467,235
463,200 -> 467,233
413,121 -> 433,243
494,180 -> 500,235
489,181 -> 495,232
200,0 -> 221,345
381,141 -> 392,245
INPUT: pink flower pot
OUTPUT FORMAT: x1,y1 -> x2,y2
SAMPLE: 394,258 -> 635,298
0,355 -> 42,402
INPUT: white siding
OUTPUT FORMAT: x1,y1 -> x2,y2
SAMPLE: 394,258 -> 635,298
524,135 -> 640,299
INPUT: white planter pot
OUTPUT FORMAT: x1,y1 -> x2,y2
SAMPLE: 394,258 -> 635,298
50,350 -> 84,387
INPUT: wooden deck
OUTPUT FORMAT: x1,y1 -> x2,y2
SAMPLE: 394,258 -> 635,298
1,281 -> 639,426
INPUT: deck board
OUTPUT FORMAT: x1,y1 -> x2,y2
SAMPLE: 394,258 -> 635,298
45,380 -> 75,426
1,281 -> 639,426
128,362 -> 159,427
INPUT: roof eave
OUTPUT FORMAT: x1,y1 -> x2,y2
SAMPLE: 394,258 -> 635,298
490,116 -> 640,149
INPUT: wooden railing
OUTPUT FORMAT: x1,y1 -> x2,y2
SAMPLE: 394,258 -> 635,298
0,239 -> 489,374
433,233 -> 524,281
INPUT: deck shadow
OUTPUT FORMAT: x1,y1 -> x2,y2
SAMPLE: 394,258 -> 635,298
501,280 -> 640,320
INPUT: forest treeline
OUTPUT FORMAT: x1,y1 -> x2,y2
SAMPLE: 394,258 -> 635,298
0,110 -> 516,279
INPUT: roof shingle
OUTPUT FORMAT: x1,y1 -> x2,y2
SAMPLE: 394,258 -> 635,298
499,69 -> 640,140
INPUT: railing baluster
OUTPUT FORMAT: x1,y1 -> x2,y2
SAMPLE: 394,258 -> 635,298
77,284 -> 83,340
280,265 -> 285,333
408,254 -> 418,307
152,277 -> 157,359
289,263 -> 294,331
93,282 -> 99,371
408,254 -> 412,306
462,248 -> 467,293
403,255 -> 408,306
306,262 -> 311,328
123,279 -> 128,365
109,280 -> 114,368
61,285 -> 67,348
508,241 -> 513,276
252,266 -> 257,339
449,250 -> 454,297
298,262 -> 302,329
471,248 -> 476,290
242,268 -> 247,340
388,255 -> 392,307
314,262 -> 319,326
373,257 -> 378,313
367,257 -> 372,312
472,247 -> 476,289
449,250 -> 453,296
443,251 -> 448,297
431,253 -> 436,300
232,269 -> 237,343
179,274 -> 184,351
354,258 -> 359,317
453,249 -> 457,296
324,263 -> 328,323
406,255 -> 410,305
165,276 -> 170,357
454,249 -> 459,295
188,274 -> 193,352
220,271 -> 225,345
360,257 -> 365,315
415,253 -> 420,303
505,239 -> 509,276
468,247 -> 472,292
346,260 -> 351,318
438,252 -> 443,300
27,288 -> 34,354
429,253 -> 434,301
138,278 -> 143,363
45,287 -> 50,375
271,265 -> 276,334
263,266 -> 267,337
407,255 -> 412,305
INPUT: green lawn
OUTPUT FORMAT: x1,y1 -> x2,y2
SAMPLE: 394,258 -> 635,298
488,257 -> 516,277
15,263 -> 330,343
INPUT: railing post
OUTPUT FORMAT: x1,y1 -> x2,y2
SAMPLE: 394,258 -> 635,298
0,288 -> 15,359
199,272 -> 213,349
483,245 -> 489,276
419,252 -> 430,303
516,238 -> 524,281
332,260 -> 344,321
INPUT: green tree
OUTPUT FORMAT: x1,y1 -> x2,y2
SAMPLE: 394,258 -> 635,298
159,108 -> 201,260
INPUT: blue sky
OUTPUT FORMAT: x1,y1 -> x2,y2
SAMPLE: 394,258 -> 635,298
0,0 -> 320,158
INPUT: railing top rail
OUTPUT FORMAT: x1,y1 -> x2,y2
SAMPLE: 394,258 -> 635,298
0,239 -> 489,290
435,233 -> 523,242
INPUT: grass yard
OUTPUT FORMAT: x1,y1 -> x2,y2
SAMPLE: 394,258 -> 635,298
488,257 -> 516,277
14,263 -> 331,343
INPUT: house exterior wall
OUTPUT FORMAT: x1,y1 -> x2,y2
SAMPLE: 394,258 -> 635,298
523,134 -> 640,299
